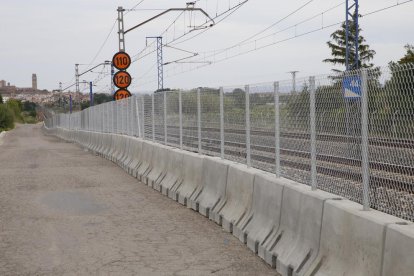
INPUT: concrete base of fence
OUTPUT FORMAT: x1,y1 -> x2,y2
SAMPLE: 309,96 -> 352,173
382,223 -> 414,276
304,200 -> 404,276
44,126 -> 414,276
188,157 -> 230,217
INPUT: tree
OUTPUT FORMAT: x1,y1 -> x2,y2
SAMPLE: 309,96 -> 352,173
0,105 -> 14,131
379,45 -> 414,137
0,94 -> 3,104
6,99 -> 23,122
397,44 -> 414,64
323,14 -> 376,71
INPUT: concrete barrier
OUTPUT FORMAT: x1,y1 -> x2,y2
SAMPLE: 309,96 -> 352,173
91,133 -> 102,153
105,134 -> 117,160
133,141 -> 154,181
112,135 -> 126,163
211,164 -> 255,233
121,137 -> 137,172
97,133 -> 111,157
158,148 -> 183,195
119,137 -> 132,169
258,183 -> 339,275
382,222 -> 414,276
86,132 -> 96,150
170,151 -> 204,205
232,172 -> 285,254
304,199 -> 402,276
48,128 -> 414,276
142,144 -> 170,187
125,139 -> 143,175
81,131 -> 90,149
188,157 -> 230,217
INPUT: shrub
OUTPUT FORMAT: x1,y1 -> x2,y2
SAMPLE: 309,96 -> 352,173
0,105 -> 14,131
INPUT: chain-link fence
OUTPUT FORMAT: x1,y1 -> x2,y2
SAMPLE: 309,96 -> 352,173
45,63 -> 414,221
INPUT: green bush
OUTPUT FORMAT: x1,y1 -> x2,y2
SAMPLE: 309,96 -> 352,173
0,104 -> 14,131
6,99 -> 23,122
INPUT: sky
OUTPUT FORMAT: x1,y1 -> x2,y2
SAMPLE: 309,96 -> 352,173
0,0 -> 412,94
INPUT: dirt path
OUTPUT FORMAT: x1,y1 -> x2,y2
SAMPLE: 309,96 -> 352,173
0,124 -> 276,275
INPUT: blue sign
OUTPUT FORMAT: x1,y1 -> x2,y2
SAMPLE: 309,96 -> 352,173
343,75 -> 362,99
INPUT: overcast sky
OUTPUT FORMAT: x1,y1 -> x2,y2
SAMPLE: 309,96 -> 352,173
0,0 -> 412,93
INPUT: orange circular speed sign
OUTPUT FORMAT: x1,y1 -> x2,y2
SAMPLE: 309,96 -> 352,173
112,51 -> 131,70
114,89 -> 132,101
113,71 -> 132,89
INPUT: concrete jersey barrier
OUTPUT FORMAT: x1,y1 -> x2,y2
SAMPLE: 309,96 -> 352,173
46,127 -> 414,276
211,163 -> 255,233
304,199 -> 405,276
259,184 -> 339,275
142,144 -> 170,187
382,223 -> 414,276
234,172 -> 284,254
158,148 -> 183,195
172,151 -> 204,206
189,157 -> 230,217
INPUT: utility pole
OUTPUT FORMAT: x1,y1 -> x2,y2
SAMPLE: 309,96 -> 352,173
59,82 -> 63,110
75,64 -> 80,93
147,36 -> 164,90
345,0 -> 359,70
117,5 -> 215,53
69,95 -> 72,114
117,6 -> 125,52
289,71 -> 299,94
75,64 -> 80,110
89,81 -> 94,106
111,63 -> 115,94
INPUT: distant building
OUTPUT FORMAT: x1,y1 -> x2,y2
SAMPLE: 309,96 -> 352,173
0,80 -> 6,88
32,74 -> 37,90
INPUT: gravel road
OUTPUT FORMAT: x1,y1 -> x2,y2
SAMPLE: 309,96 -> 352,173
0,124 -> 276,276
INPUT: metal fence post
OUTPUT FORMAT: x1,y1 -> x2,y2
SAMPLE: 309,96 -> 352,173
274,81 -> 281,178
220,87 -> 224,159
164,91 -> 167,145
361,69 -> 370,211
112,102 -> 115,134
152,93 -> 155,141
309,76 -> 317,190
141,96 -> 146,140
126,98 -> 130,135
135,96 -> 141,138
179,90 -> 183,150
197,88 -> 202,154
245,85 -> 251,167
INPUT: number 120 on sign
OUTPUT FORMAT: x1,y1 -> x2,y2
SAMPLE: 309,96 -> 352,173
113,71 -> 131,89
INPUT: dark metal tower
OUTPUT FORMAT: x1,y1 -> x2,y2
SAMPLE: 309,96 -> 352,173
345,0 -> 359,70
147,36 -> 164,90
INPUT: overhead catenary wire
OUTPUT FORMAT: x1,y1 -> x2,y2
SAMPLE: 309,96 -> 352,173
130,0 -> 249,64
137,0 -> 413,89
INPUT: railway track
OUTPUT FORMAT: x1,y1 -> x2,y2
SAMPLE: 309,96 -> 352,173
149,131 -> 414,195
150,124 -> 414,149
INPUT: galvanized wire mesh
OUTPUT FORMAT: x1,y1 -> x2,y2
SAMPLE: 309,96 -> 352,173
223,85 -> 247,164
181,90 -> 198,152
200,88 -> 221,157
45,63 -> 414,221
165,91 -> 180,147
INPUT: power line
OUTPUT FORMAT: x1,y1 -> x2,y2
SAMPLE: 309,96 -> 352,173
169,0 -> 249,46
138,0 -> 413,89
88,19 -> 117,66
125,0 -> 147,15
362,0 -> 412,17
130,1 -> 249,64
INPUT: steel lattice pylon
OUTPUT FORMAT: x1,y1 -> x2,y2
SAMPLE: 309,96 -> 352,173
345,0 -> 359,70
156,37 -> 164,90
